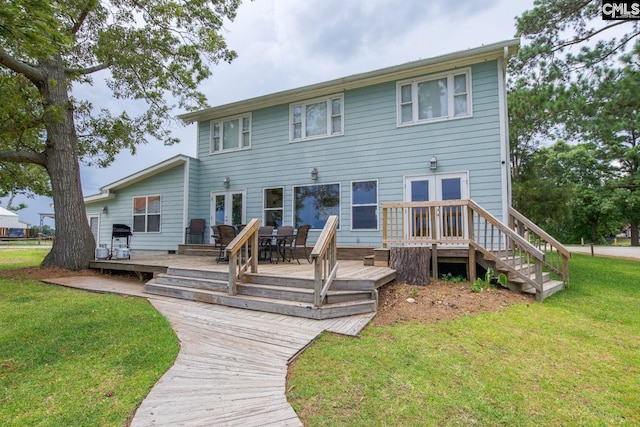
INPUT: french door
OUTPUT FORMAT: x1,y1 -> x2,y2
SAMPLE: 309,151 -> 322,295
211,190 -> 245,227
404,173 -> 468,241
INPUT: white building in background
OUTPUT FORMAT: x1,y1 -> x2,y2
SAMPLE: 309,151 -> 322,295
0,206 -> 30,237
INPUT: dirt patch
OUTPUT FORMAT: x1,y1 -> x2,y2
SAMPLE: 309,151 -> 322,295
373,279 -> 534,326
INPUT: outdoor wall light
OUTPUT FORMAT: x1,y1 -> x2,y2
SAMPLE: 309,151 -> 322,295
311,167 -> 318,180
102,205 -> 108,214
430,156 -> 438,171
223,176 -> 230,188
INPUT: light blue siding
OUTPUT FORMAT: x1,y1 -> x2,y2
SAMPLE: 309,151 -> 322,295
86,164 -> 187,252
188,61 -> 507,247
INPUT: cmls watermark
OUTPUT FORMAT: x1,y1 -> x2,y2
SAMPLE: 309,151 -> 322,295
602,1 -> 640,19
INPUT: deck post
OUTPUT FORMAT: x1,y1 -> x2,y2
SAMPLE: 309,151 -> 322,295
228,253 -> 237,295
431,243 -> 438,278
468,246 -> 476,281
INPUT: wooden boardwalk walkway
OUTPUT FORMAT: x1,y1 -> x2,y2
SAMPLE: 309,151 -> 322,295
45,275 -> 374,426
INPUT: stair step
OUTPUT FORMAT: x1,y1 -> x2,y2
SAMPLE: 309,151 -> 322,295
238,282 -> 372,304
144,280 -> 376,319
155,274 -> 227,292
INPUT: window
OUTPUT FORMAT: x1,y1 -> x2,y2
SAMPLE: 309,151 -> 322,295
293,183 -> 340,229
351,180 -> 378,230
290,95 -> 343,141
133,195 -> 161,233
210,114 -> 251,153
398,69 -> 471,125
263,187 -> 283,228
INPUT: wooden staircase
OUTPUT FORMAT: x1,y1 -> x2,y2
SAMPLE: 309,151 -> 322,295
382,200 -> 571,302
145,216 -> 396,319
476,252 -> 565,300
144,266 -> 392,319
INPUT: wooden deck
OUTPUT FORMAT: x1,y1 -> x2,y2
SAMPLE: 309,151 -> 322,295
90,254 -> 397,319
44,275 -> 374,426
91,253 -> 391,280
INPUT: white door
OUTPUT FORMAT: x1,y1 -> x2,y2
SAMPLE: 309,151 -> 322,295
404,173 -> 468,240
88,215 -> 99,243
211,191 -> 246,227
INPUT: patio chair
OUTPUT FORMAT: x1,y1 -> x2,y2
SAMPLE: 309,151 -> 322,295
274,226 -> 294,263
214,224 -> 237,263
284,224 -> 312,264
257,226 -> 274,261
185,219 -> 206,244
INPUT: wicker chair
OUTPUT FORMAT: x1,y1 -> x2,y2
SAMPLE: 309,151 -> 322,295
185,219 -> 206,244
274,226 -> 294,263
214,224 -> 237,263
285,224 -> 312,264
257,226 -> 274,261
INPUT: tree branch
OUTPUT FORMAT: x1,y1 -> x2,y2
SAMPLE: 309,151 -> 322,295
0,149 -> 47,166
71,1 -> 97,34
552,21 -> 630,53
0,47 -> 44,83
65,62 -> 111,76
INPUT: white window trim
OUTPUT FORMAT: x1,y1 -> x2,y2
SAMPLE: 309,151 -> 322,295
291,182 -> 342,230
351,179 -> 379,231
396,68 -> 472,127
289,94 -> 344,142
262,186 -> 284,227
209,113 -> 252,154
133,195 -> 162,233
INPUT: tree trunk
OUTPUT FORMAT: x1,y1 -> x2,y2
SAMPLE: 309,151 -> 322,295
630,220 -> 639,247
390,246 -> 431,286
38,57 -> 95,270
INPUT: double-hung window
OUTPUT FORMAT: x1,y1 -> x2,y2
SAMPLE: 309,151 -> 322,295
210,114 -> 251,153
263,187 -> 283,228
398,69 -> 471,126
290,94 -> 343,142
133,195 -> 161,233
351,180 -> 378,230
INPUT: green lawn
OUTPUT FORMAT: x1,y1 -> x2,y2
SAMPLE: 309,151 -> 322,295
0,249 -> 179,426
288,254 -> 640,426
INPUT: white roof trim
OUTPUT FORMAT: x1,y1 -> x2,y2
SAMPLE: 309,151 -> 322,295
83,154 -> 193,203
179,39 -> 520,123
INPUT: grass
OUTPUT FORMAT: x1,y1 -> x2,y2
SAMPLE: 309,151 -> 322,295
287,254 -> 640,426
0,246 -> 52,269
0,249 -> 180,426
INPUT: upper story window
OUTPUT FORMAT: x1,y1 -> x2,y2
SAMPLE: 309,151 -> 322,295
210,113 -> 251,154
397,68 -> 471,126
133,195 -> 161,233
290,94 -> 343,142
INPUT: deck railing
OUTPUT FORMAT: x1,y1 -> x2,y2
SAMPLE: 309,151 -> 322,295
224,218 -> 260,295
509,207 -> 571,283
310,215 -> 339,307
381,200 -> 552,293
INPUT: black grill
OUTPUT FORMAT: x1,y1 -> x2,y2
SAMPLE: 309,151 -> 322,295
112,224 -> 132,237
110,224 -> 132,259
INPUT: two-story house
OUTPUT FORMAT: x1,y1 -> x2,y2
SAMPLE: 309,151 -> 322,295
85,39 -> 519,255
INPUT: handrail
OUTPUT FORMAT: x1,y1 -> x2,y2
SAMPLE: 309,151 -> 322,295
310,215 -> 339,307
225,218 -> 260,295
381,200 -> 553,294
509,207 -> 571,282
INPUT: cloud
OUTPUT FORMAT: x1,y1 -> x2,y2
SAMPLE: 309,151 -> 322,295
12,0 -> 533,227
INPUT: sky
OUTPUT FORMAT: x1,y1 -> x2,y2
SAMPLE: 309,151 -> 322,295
10,0 -> 535,227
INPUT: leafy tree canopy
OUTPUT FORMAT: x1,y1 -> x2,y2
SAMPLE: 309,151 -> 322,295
0,0 -> 242,269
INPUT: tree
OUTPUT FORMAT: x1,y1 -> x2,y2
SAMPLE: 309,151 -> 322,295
0,0 -> 241,269
512,0 -> 640,244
